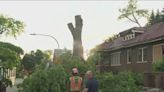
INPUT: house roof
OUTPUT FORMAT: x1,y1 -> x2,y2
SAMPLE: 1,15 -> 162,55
99,22 -> 164,52
119,27 -> 145,37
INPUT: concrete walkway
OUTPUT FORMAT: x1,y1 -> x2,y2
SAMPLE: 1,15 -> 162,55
6,78 -> 23,92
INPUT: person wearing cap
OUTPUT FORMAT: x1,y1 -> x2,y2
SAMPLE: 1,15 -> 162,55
83,71 -> 98,92
67,68 -> 83,92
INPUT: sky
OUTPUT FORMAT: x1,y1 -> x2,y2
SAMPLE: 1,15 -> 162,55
0,1 -> 164,57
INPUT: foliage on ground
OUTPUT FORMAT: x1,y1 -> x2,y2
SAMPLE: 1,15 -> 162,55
21,50 -> 144,92
22,64 -> 66,92
21,51 -> 95,92
97,71 -> 144,92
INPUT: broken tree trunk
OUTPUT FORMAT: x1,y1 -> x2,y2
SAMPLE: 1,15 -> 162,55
67,15 -> 84,59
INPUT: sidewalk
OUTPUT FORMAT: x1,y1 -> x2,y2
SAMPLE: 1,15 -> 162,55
6,78 -> 23,92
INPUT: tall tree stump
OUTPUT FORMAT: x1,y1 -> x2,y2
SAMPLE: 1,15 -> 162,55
67,15 -> 84,59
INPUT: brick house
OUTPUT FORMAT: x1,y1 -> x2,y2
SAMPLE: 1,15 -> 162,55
97,22 -> 164,73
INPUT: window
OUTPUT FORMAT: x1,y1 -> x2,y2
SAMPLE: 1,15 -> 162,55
111,52 -> 121,66
143,47 -> 148,61
127,49 -> 132,64
138,48 -> 142,62
124,34 -> 135,41
137,47 -> 148,63
132,34 -> 135,38
162,45 -> 164,56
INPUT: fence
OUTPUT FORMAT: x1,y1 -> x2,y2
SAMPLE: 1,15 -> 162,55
144,72 -> 164,89
0,67 -> 16,85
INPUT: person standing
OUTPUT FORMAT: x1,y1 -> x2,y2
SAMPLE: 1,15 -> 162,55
67,68 -> 83,92
83,71 -> 98,92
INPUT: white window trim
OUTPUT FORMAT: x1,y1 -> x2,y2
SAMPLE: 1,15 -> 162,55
137,47 -> 148,63
132,34 -> 135,38
127,50 -> 132,64
111,52 -> 121,66
132,30 -> 144,33
124,33 -> 136,41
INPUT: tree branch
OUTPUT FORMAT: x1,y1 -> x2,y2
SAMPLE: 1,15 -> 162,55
132,11 -> 142,27
125,16 -> 137,23
67,23 -> 76,38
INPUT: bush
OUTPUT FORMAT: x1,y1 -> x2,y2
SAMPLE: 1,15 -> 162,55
97,71 -> 143,92
153,57 -> 164,71
22,65 -> 67,92
21,51 -> 95,92
21,50 -> 145,92
60,52 -> 95,76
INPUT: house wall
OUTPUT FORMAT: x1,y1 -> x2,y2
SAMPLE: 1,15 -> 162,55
107,45 -> 153,73
99,39 -> 164,73
98,52 -> 110,72
107,42 -> 158,73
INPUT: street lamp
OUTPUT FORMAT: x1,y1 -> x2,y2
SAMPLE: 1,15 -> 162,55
29,33 -> 60,62
30,33 -> 60,49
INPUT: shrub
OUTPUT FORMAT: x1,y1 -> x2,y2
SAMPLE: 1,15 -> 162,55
21,65 -> 67,92
60,52 -> 95,76
21,52 -> 94,92
97,71 -> 143,92
153,57 -> 164,72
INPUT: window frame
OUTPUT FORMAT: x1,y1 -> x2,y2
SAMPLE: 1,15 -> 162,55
111,52 -> 121,66
127,49 -> 132,64
137,47 -> 148,63
162,45 -> 164,56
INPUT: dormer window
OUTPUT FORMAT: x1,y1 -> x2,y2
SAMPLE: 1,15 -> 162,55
120,27 -> 145,41
124,33 -> 135,41
132,34 -> 135,38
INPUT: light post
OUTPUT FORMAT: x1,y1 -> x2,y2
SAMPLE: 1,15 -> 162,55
30,33 -> 60,62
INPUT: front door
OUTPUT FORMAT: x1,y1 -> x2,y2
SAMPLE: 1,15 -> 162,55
153,44 -> 164,62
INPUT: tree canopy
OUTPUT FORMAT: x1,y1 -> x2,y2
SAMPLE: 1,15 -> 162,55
0,42 -> 23,69
0,14 -> 25,88
147,9 -> 164,26
118,0 -> 149,27
0,14 -> 25,37
22,50 -> 52,75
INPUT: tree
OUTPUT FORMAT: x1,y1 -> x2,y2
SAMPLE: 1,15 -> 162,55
22,50 -> 52,75
0,14 -> 25,37
0,42 -> 23,69
148,10 -> 156,25
0,14 -> 25,91
147,9 -> 164,25
118,0 -> 149,27
105,34 -> 119,43
67,15 -> 84,59
0,42 -> 23,88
